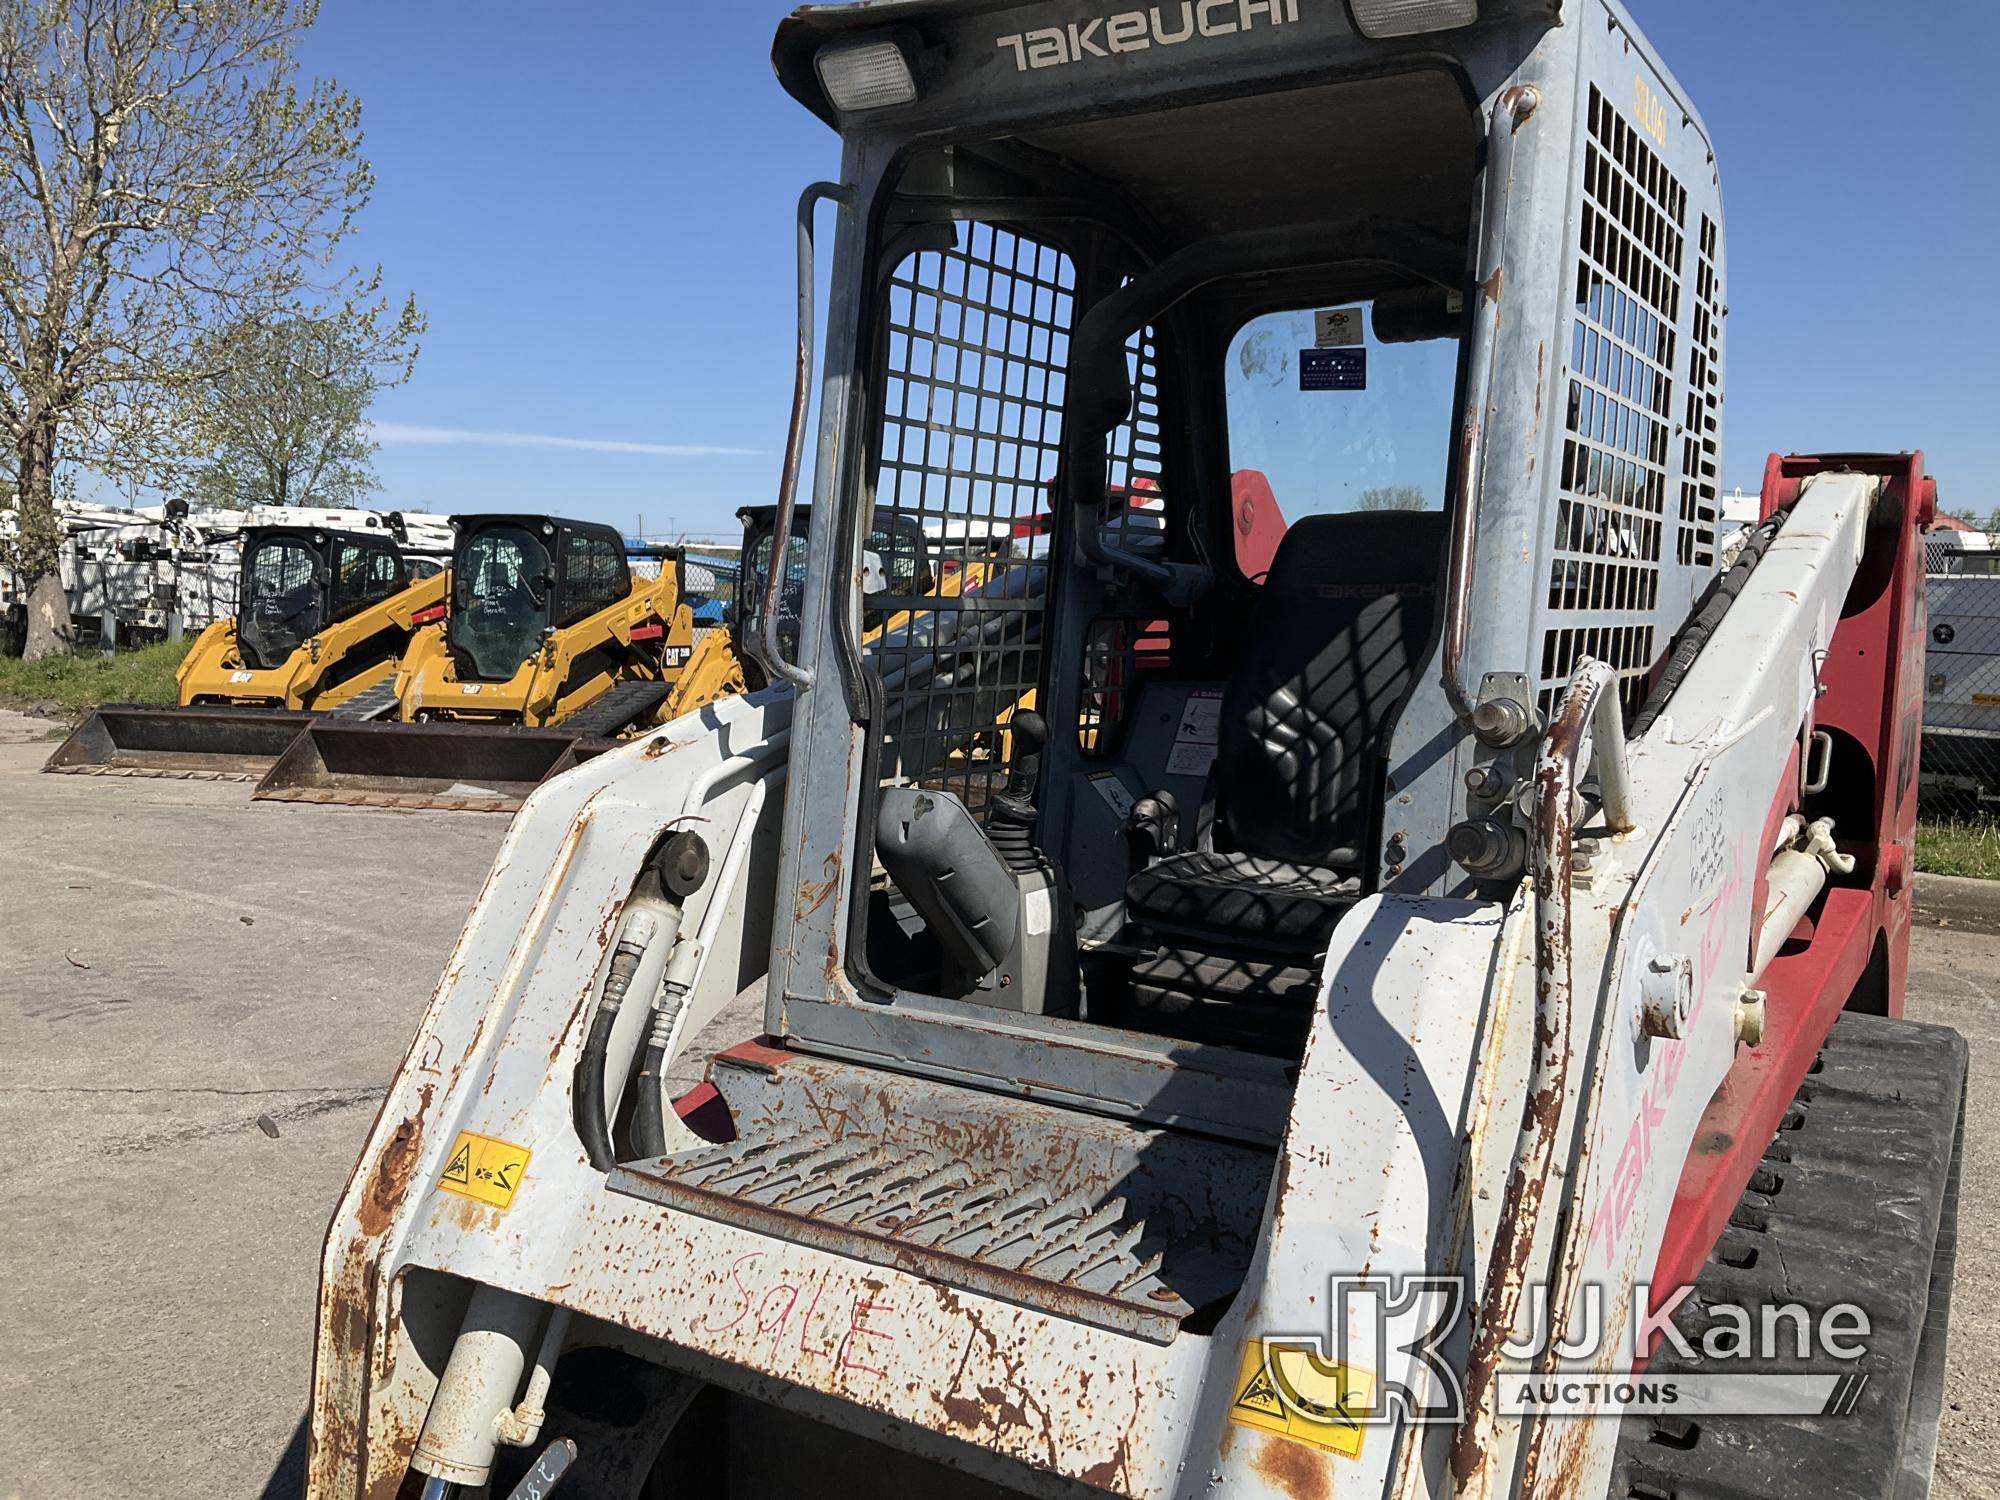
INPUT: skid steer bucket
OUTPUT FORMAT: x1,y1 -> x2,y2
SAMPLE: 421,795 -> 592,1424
43,704 -> 317,782
252,719 -> 585,812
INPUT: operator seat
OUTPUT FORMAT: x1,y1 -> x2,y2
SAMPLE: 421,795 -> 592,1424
1120,510 -> 1445,1053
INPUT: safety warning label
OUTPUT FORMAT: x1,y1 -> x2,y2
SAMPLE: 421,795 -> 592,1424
438,1129 -> 532,1211
1165,688 -> 1223,777
1227,1339 -> 1373,1461
1313,306 -> 1365,347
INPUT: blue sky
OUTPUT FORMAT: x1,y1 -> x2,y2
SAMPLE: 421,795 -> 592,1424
301,1 -> 1997,539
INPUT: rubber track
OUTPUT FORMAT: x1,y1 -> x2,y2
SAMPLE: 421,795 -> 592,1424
555,679 -> 671,739
324,680 -> 402,720
1610,1011 -> 1967,1500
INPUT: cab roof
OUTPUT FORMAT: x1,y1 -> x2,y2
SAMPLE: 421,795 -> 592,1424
449,514 -> 626,544
773,0 -> 1565,128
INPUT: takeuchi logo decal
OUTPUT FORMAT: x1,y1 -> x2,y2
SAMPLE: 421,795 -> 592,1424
996,0 -> 1303,72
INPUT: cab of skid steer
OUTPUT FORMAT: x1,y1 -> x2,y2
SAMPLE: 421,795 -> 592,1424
735,502 -> 937,653
232,524 -> 412,672
445,514 -> 635,682
758,0 -> 1724,1144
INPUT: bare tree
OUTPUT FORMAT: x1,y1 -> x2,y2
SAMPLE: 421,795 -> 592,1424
184,304 -> 421,509
1356,485 -> 1428,512
0,0 -> 385,657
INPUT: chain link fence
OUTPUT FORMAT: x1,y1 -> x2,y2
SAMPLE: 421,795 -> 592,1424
1923,534 -> 2000,816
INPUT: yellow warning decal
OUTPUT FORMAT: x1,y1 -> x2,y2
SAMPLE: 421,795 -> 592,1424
437,1130 -> 532,1210
1227,1339 -> 1373,1461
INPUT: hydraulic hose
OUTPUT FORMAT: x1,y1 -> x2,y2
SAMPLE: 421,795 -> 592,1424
1631,509 -> 1787,737
574,902 -> 675,1169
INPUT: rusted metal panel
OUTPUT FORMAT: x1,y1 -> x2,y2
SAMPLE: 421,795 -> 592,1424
306,692 -> 793,1498
1456,471 -> 1881,1499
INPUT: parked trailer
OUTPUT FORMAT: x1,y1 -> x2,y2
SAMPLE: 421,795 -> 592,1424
1922,548 -> 2000,805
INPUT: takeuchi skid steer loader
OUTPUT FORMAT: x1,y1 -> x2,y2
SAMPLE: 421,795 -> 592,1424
44,521 -> 447,781
307,5 -> 1963,1500
255,516 -> 699,811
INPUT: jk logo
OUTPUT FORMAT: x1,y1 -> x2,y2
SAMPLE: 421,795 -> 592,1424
1261,1275 -> 1467,1427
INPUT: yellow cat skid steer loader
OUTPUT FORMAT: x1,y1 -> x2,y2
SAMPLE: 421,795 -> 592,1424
659,500 -> 973,718
256,515 -> 696,811
44,521 -> 446,782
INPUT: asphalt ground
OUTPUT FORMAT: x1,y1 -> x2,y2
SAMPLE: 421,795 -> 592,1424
0,705 -> 1995,1498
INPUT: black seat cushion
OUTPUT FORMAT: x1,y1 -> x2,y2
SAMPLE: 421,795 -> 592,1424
1113,513 -> 1444,1050
1126,849 -> 1358,950
1216,510 -> 1446,864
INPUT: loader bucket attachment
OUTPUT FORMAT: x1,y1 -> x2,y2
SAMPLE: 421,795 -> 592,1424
42,704 -> 315,781
251,719 -> 583,812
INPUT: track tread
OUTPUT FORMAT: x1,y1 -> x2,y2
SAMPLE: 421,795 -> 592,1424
1609,1012 -> 1967,1500
555,679 -> 670,738
324,680 -> 402,720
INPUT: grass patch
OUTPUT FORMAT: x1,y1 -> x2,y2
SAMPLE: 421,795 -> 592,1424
1916,818 -> 2000,881
0,637 -> 192,712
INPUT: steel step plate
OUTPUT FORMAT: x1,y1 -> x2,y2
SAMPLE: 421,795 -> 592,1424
609,1043 -> 1276,1344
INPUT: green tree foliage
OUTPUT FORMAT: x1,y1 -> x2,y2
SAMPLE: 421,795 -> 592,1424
0,0 -> 403,657
184,308 -> 421,509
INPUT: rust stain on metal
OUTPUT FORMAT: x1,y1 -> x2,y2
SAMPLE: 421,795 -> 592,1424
794,850 -> 844,920
446,1193 -> 504,1235
1449,671 -> 1594,1492
938,1392 -> 991,1432
1252,1432 -> 1332,1500
1077,1433 -> 1134,1492
356,1082 -> 432,1239
1480,266 -> 1505,304
927,1287 -> 1063,1467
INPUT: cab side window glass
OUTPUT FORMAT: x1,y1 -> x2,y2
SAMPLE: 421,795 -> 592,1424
560,534 -> 629,624
330,540 -> 405,620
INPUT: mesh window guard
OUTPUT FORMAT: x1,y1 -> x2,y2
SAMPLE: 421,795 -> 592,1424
1542,83 -> 1689,720
868,221 -> 1075,804
1677,214 -> 1722,570
561,535 -> 627,624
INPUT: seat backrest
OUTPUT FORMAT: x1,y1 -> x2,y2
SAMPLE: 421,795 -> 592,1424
1217,510 -> 1445,866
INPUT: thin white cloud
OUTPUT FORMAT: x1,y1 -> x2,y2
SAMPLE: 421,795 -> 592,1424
368,421 -> 758,457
